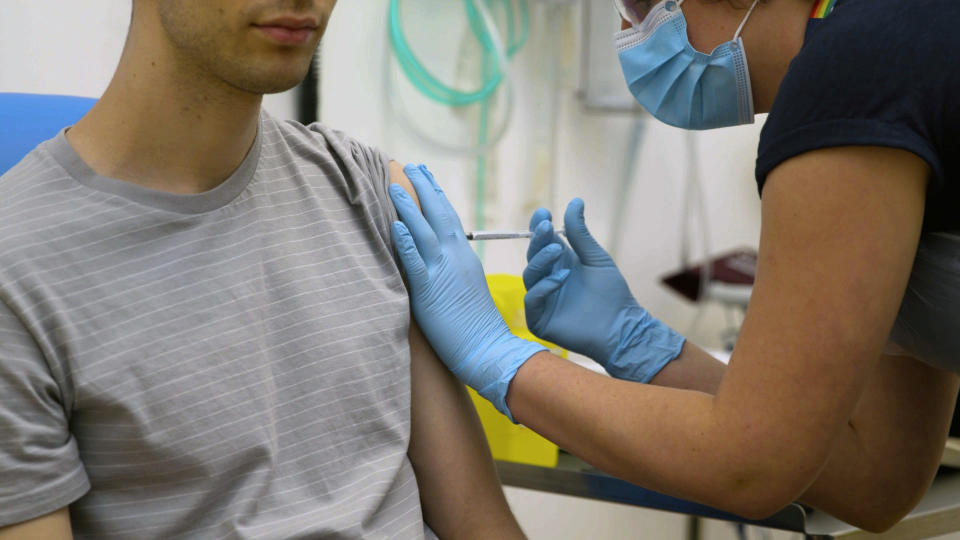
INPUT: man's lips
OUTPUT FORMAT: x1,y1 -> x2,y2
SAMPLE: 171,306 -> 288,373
253,17 -> 318,45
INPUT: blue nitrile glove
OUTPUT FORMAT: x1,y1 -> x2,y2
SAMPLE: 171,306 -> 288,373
522,198 -> 685,383
389,164 -> 546,421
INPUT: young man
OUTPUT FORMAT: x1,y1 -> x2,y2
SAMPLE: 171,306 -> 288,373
0,1 -> 524,538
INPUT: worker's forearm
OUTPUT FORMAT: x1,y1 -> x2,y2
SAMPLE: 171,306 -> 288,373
651,342 -> 956,529
646,344 -> 905,524
650,342 -> 897,520
654,344 -> 951,530
506,351 -> 802,519
648,344 -> 867,517
649,343 -> 889,517
507,352 -> 723,504
797,354 -> 958,531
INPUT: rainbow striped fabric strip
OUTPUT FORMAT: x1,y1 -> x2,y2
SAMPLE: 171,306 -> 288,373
810,0 -> 837,18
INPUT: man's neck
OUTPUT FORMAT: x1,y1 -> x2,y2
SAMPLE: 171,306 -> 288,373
66,31 -> 262,195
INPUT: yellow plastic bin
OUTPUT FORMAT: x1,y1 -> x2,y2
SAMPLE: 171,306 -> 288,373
467,274 -> 565,468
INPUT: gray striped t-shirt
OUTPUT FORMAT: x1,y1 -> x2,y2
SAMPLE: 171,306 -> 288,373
0,112 -> 435,539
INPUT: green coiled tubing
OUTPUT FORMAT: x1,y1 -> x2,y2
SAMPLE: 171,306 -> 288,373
388,0 -> 529,258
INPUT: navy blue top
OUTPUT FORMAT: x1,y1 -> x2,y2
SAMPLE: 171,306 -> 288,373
755,0 -> 960,232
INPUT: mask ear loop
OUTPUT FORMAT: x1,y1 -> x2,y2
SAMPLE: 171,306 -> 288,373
733,0 -> 762,40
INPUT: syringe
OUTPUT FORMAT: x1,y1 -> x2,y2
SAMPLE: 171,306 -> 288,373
465,229 -> 566,241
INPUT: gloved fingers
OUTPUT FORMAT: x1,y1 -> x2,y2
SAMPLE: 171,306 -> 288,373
401,164 -> 457,238
390,183 -> 442,264
391,221 -> 430,289
405,163 -> 466,238
523,243 -> 564,291
563,198 -> 613,267
419,164 -> 467,232
524,268 -> 571,333
526,219 -> 561,263
528,207 -> 552,232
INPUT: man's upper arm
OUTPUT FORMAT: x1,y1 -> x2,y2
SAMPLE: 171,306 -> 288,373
0,507 -> 72,540
387,161 -> 524,539
713,146 -> 929,499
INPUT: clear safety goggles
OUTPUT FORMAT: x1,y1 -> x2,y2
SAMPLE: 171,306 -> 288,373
613,0 -> 659,26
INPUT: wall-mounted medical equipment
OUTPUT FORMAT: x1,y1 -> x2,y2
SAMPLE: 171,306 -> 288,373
387,0 -> 531,260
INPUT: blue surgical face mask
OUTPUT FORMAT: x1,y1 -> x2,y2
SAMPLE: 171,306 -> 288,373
615,0 -> 760,130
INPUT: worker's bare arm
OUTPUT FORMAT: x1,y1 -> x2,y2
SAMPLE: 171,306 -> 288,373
649,306 -> 959,530
507,146 -> 942,532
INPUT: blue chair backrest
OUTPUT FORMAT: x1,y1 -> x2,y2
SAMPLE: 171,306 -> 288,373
0,93 -> 97,176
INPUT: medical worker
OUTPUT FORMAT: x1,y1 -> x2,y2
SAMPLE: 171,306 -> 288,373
389,0 -> 960,531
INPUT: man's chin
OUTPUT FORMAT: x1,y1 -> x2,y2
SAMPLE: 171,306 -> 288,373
259,78 -> 309,95
229,70 -> 313,96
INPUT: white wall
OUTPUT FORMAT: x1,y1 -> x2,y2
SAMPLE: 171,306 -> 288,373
0,3 -> 127,97
0,2 -> 787,538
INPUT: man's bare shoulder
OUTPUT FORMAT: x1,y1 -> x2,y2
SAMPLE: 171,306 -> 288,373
387,161 -> 420,207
